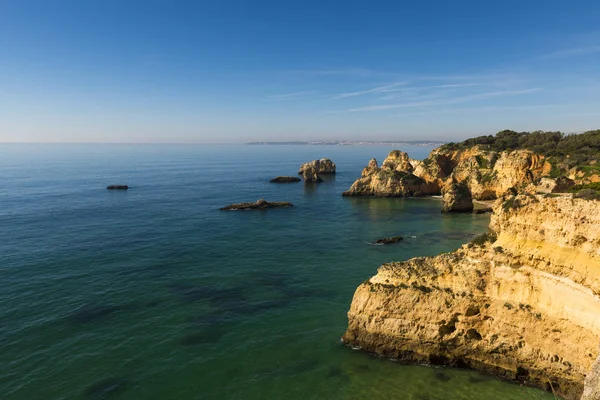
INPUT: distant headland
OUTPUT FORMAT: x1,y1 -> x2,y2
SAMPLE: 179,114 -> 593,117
245,140 -> 446,147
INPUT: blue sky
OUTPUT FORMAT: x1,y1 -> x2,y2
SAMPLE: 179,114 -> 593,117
1,0 -> 600,143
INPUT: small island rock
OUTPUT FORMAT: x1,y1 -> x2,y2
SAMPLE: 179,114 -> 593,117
220,199 -> 293,210
374,236 -> 404,244
107,185 -> 129,190
298,158 -> 336,175
269,176 -> 301,183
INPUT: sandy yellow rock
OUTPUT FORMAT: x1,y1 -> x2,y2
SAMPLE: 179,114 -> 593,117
343,195 -> 600,400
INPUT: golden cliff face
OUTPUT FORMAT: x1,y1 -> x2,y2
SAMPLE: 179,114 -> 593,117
342,195 -> 600,400
415,146 -> 552,199
342,152 -> 439,197
345,146 -> 558,202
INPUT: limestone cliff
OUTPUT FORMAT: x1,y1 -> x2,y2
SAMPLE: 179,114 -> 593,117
342,152 -> 439,197
343,195 -> 600,399
345,146 -> 560,201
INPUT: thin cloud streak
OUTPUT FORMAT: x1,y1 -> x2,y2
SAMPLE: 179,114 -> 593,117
329,82 -> 408,99
330,82 -> 481,100
536,45 -> 600,60
342,88 -> 542,112
265,91 -> 315,101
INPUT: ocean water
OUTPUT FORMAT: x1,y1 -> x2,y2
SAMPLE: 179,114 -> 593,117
0,144 -> 553,400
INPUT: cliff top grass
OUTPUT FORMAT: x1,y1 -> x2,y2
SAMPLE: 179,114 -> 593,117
441,129 -> 600,170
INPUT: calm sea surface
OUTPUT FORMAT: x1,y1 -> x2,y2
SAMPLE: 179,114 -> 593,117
0,144 -> 552,400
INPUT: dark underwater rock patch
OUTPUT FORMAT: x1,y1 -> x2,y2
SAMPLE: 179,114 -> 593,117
84,377 -> 129,399
106,185 -> 128,190
66,304 -> 125,324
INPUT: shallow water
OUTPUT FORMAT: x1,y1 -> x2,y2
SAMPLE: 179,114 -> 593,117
0,144 -> 553,399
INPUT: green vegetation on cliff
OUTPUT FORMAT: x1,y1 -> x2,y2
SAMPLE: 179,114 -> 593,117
442,129 -> 600,169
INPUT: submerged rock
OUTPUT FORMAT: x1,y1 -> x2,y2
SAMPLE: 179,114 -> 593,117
220,199 -> 293,210
473,207 -> 493,214
269,176 -> 301,183
374,236 -> 404,245
106,185 -> 128,190
298,158 -> 336,175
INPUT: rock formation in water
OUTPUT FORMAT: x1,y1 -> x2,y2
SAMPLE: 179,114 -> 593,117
373,236 -> 404,245
344,129 -> 600,202
441,179 -> 474,213
302,165 -> 324,183
298,158 -> 336,175
343,194 -> 600,400
106,185 -> 128,190
342,153 -> 438,197
269,176 -> 301,183
220,199 -> 293,210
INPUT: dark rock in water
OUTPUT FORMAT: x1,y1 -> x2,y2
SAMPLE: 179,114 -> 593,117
374,236 -> 404,244
473,207 -> 493,214
106,185 -> 128,190
220,199 -> 293,210
84,377 -> 129,399
66,304 -> 124,324
179,325 -> 225,345
270,176 -> 301,183
433,368 -> 452,382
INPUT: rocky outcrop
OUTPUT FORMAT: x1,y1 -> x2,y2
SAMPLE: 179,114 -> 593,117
530,177 -> 576,194
269,176 -> 301,183
373,236 -> 403,245
344,146 -> 568,202
220,199 -> 293,210
342,152 -> 439,197
382,150 -> 415,173
106,185 -> 128,190
302,165 -> 324,183
441,179 -> 473,213
582,349 -> 600,400
298,158 -> 336,175
343,195 -> 600,400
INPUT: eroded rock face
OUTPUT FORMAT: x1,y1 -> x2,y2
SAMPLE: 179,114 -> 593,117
302,165 -> 324,183
342,151 -> 439,197
343,195 -> 600,400
382,150 -> 415,173
582,349 -> 600,400
345,146 -> 563,201
441,180 -> 473,213
298,158 -> 336,175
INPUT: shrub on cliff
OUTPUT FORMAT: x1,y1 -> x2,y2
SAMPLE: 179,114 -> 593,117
442,129 -> 600,170
573,189 -> 600,201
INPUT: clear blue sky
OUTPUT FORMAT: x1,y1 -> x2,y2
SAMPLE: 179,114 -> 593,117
1,0 -> 600,143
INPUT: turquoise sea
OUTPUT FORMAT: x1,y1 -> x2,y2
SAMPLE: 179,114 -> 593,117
0,144 -> 553,400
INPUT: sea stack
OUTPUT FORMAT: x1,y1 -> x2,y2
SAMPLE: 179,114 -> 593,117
298,158 -> 336,175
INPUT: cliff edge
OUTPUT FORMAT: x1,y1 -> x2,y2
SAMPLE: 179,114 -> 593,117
342,194 -> 600,399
